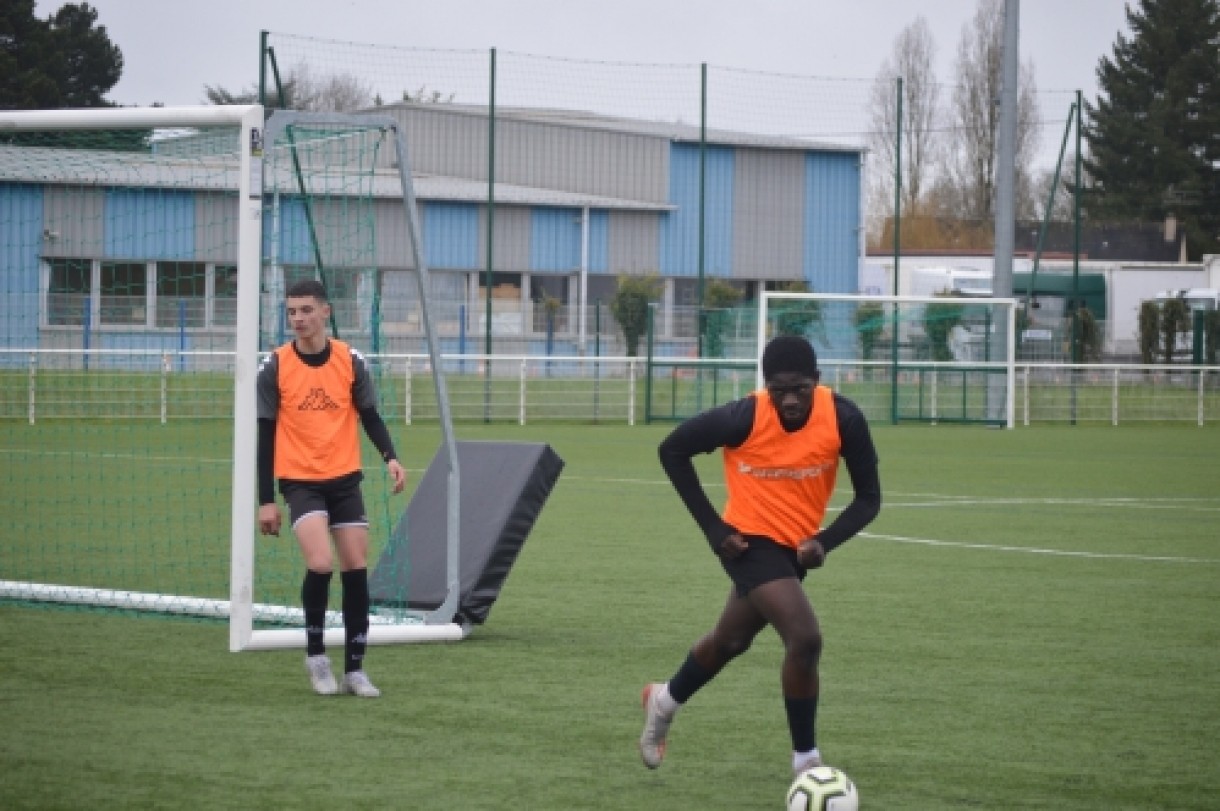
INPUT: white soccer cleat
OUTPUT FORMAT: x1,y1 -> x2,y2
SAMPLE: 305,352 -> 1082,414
638,682 -> 675,769
305,654 -> 339,696
341,670 -> 382,698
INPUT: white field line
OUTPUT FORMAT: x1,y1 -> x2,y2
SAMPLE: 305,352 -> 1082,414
563,475 -> 1220,564
859,532 -> 1220,564
880,496 -> 1220,512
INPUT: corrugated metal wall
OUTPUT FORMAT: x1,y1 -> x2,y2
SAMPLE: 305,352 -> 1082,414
606,210 -> 658,275
661,143 -> 735,279
42,186 -> 103,258
530,207 -> 581,272
387,104 -> 671,205
0,183 -> 42,348
803,152 -> 861,294
487,206 -> 530,273
732,148 -> 805,281
422,201 -> 479,269
104,189 -> 195,260
195,193 -> 239,264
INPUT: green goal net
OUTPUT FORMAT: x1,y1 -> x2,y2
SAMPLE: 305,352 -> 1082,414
0,106 -> 463,649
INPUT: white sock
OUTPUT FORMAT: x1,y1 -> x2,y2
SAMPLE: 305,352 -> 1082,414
792,748 -> 821,772
655,683 -> 680,716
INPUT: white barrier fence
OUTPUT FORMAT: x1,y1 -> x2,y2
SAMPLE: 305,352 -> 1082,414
2,349 -> 1217,426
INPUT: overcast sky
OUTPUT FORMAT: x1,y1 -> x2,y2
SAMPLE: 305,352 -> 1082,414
41,0 -> 1132,102
36,0 -> 1133,167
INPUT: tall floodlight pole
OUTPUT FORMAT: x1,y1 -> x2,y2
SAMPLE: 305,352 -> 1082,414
484,48 -> 497,422
992,0 -> 1020,423
697,63 -> 708,360
890,77 -> 902,425
994,0 -> 1018,297
1071,88 -> 1083,425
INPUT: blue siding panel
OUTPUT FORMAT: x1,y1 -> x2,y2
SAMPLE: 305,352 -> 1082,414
265,198 -> 316,265
530,207 -> 582,272
588,210 -> 609,273
0,183 -> 43,351
423,202 -> 479,269
803,153 -> 860,294
105,189 -> 195,260
661,144 -> 734,278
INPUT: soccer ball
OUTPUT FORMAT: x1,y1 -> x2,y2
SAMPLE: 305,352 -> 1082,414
786,765 -> 859,811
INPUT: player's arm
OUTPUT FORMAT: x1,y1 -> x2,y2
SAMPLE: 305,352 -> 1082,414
351,348 -> 406,494
358,407 -> 405,493
658,397 -> 754,554
255,354 -> 282,535
808,396 -> 881,559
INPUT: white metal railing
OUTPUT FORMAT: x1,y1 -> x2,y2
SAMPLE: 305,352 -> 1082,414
1016,362 -> 1219,427
2,349 -> 1217,426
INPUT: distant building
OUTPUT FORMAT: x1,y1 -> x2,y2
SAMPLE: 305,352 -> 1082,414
0,103 -> 865,357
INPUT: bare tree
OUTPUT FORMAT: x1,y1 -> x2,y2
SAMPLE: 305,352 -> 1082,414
944,0 -> 1041,223
867,17 -> 942,218
284,63 -> 374,112
204,62 -> 374,112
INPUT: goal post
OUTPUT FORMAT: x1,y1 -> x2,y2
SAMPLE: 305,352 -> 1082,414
0,105 -> 465,650
757,291 -> 1017,428
249,110 -> 464,650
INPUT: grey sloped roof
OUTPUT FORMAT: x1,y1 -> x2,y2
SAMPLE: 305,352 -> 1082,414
0,144 -> 674,211
380,101 -> 862,153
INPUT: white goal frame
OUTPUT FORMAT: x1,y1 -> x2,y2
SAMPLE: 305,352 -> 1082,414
757,291 -> 1017,429
0,106 -> 466,650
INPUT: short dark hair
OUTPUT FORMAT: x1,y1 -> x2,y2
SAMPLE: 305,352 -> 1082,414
762,335 -> 819,381
286,279 -> 328,302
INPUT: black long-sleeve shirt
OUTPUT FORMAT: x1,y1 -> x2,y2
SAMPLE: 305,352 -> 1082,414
658,392 -> 880,555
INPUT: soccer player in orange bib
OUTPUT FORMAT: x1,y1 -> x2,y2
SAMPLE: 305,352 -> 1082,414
256,279 -> 406,698
640,335 -> 881,775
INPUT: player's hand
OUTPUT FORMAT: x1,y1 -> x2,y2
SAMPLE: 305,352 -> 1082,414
258,503 -> 281,536
387,459 -> 407,494
716,532 -> 749,561
798,537 -> 826,569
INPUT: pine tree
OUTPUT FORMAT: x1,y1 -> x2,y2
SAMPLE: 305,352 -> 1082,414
1083,0 -> 1220,258
0,1 -> 123,110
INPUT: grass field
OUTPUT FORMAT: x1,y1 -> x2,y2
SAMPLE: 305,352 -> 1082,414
2,421 -> 1218,809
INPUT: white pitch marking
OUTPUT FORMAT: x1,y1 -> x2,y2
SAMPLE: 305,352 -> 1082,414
860,532 -> 1220,564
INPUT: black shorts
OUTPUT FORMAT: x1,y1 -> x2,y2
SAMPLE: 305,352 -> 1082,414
721,535 -> 807,597
279,472 -> 368,530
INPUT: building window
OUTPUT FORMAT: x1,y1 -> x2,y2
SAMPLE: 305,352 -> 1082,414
155,262 -> 207,328
46,257 -> 91,326
213,265 -> 238,327
673,278 -> 700,306
100,261 -> 148,326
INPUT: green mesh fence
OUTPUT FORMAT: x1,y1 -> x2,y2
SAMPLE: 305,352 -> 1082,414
0,123 -> 246,619
645,294 -> 1015,425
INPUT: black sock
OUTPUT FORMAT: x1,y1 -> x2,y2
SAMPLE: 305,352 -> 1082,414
784,696 -> 818,753
301,569 -> 332,657
667,652 -> 718,704
341,568 -> 370,674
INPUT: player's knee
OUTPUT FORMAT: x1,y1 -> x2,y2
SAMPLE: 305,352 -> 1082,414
787,628 -> 823,667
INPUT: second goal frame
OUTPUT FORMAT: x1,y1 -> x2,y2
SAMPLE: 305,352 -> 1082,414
757,291 -> 1017,429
